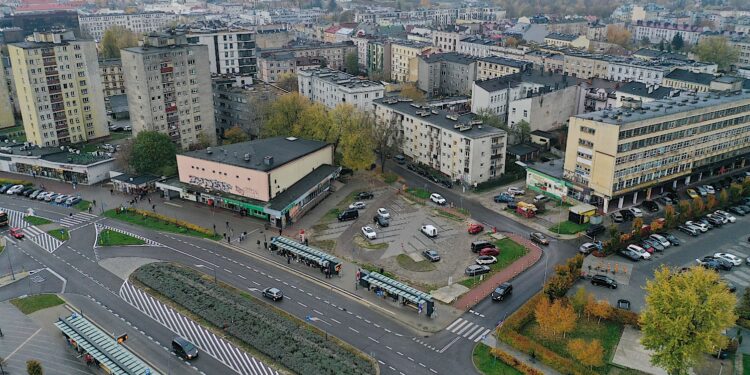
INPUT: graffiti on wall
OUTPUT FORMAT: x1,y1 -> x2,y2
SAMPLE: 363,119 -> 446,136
189,175 -> 233,193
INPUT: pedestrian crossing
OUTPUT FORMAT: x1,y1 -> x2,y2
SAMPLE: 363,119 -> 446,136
95,224 -> 164,247
24,225 -> 64,253
3,208 -> 29,228
445,317 -> 492,343
119,281 -> 278,375
59,212 -> 97,228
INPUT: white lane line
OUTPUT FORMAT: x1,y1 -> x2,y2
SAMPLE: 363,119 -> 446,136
349,327 -> 360,333
368,336 -> 380,343
297,302 -> 308,308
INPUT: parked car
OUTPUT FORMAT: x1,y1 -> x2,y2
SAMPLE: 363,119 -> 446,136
533,195 -> 549,204
471,240 -> 495,253
591,274 -> 618,289
361,226 -> 377,240
22,188 -> 36,197
29,190 -> 42,199
627,244 -> 651,260
696,186 -> 707,196
641,200 -> 659,212
611,211 -> 624,223
618,249 -> 641,261
17,187 -> 33,196
376,208 -> 390,219
349,201 -> 366,210
703,185 -> 715,195
44,193 -> 59,202
6,184 -> 24,194
467,223 -> 484,234
661,233 -> 681,246
579,242 -> 598,254
714,210 -> 736,223
714,253 -> 743,266
172,336 -> 199,360
697,256 -> 732,271
421,224 -> 438,238
338,209 -> 359,221
685,221 -> 708,232
491,282 -> 513,301
355,191 -> 374,200
585,224 -> 605,237
729,206 -> 747,216
0,184 -> 12,193
479,247 -> 500,256
704,215 -> 724,226
475,255 -> 497,265
649,234 -> 671,248
628,207 -> 644,217
620,209 -> 635,221
465,265 -> 491,276
529,232 -> 549,245
262,287 -> 284,301
430,193 -> 446,205
493,193 -> 514,203
65,196 -> 82,206
686,189 -> 699,199
657,196 -> 674,206
642,238 -> 664,252
440,179 -> 453,189
393,154 -> 406,164
507,187 -> 525,196
422,249 -> 440,262
678,225 -> 700,236
54,194 -> 69,204
373,215 -> 390,227
36,191 -> 51,200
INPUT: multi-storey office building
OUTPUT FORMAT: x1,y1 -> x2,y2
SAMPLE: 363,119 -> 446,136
78,12 -> 178,40
186,26 -> 256,81
9,31 -> 109,146
564,90 -> 750,211
122,33 -> 216,149
298,68 -> 384,111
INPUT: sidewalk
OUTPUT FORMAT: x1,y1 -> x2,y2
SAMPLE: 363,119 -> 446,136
454,233 -> 543,310
481,334 -> 561,375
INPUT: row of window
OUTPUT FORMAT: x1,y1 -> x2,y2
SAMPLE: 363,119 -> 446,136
618,114 -> 750,152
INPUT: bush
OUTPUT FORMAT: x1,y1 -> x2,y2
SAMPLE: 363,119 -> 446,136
0,178 -> 32,186
382,172 -> 398,184
489,347 -> 544,375
609,308 -> 640,327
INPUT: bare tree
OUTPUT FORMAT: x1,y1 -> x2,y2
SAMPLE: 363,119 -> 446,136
372,118 -> 403,173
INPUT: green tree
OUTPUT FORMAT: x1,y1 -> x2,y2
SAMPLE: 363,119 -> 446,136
339,111 -> 375,170
276,73 -> 299,92
129,131 -> 177,176
223,126 -> 249,144
570,287 -> 592,316
372,118 -> 403,173
26,360 -> 43,375
738,288 -> 750,320
671,34 -> 684,51
658,40 -> 665,51
678,200 -> 693,222
641,36 -> 651,46
476,109 -> 510,132
514,120 -> 532,144
641,266 -> 736,375
607,225 -> 621,253
345,52 -> 359,75
100,26 -> 139,59
262,93 -> 310,137
694,36 -> 739,71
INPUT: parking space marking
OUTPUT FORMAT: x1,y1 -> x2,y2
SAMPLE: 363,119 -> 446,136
725,274 -> 749,287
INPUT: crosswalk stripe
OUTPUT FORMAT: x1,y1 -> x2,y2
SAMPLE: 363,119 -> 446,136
466,326 -> 484,340
739,242 -> 750,249
474,329 -> 492,342
456,322 -> 474,336
732,249 -> 749,257
445,318 -> 463,331
734,269 -> 750,280
59,212 -> 98,227
450,319 -> 469,333
725,274 -> 750,287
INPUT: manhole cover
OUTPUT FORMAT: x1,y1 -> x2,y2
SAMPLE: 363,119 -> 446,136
31,276 -> 45,283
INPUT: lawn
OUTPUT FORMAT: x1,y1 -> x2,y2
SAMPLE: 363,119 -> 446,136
353,235 -> 389,250
743,354 -> 750,375
103,209 -> 219,240
23,216 -> 52,225
460,238 -> 528,288
0,244 -> 4,256
322,208 -> 341,222
549,221 -> 589,235
11,294 -> 64,314
47,228 -> 69,241
74,199 -> 92,211
435,209 -> 465,222
406,187 -> 431,200
396,254 -> 436,272
473,344 -> 522,375
309,239 -> 336,252
97,229 -> 146,246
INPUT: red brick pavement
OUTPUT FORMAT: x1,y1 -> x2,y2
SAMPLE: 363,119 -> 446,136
454,233 -> 543,310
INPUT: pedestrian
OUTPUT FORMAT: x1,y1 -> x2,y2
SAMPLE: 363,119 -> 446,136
213,224 -> 217,233
304,238 -> 309,246
287,256 -> 291,264
110,189 -> 114,195
88,206 -> 92,213
152,204 -> 156,212
92,199 -> 96,207
148,197 -> 151,204
226,221 -> 230,229
223,232 -> 227,239
279,228 -> 282,236
227,236 -> 230,244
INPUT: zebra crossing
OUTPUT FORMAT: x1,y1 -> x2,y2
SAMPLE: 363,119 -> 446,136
4,209 -> 29,228
119,281 -> 278,375
94,224 -> 164,247
714,240 -> 750,288
24,225 -> 64,253
444,317 -> 492,343
59,212 -> 98,227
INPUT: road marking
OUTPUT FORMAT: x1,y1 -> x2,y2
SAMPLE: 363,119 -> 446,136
419,362 -> 426,368
330,318 -> 341,324
297,302 -> 308,308
439,336 -> 462,353
5,328 -> 42,360
474,329 -> 492,342
349,327 -> 360,333
725,274 -> 749,287
368,336 -> 379,343
445,318 -> 463,331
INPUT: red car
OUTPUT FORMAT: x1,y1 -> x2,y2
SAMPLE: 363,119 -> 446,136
479,247 -> 500,256
468,223 -> 484,234
640,242 -> 655,254
10,227 -> 24,239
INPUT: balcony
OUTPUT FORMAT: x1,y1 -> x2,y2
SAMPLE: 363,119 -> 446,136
53,113 -> 66,121
46,78 -> 60,85
48,87 -> 61,94
41,50 -> 54,57
160,66 -> 174,74
43,59 -> 56,67
44,69 -> 59,77
50,94 -> 63,104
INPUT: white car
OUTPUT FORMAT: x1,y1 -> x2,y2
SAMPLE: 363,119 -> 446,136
714,252 -> 743,266
349,201 -> 366,210
648,234 -> 670,248
421,224 -> 438,238
475,255 -> 497,265
377,208 -> 390,219
507,187 -> 525,196
579,242 -> 598,254
685,221 -> 708,232
627,244 -> 651,260
628,207 -> 643,217
6,184 -> 23,194
715,210 -> 736,223
361,226 -> 377,240
430,193 -> 446,205
703,185 -> 715,194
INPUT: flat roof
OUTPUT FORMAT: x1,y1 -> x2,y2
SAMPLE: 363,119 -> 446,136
300,68 -> 383,89
617,82 -> 677,99
181,137 -> 329,172
474,69 -> 579,92
665,69 -> 715,85
420,52 -> 476,65
507,143 -> 540,156
0,143 -> 113,166
527,159 -> 564,179
267,164 -> 339,211
112,173 -> 160,186
478,55 -> 530,69
545,32 -> 579,41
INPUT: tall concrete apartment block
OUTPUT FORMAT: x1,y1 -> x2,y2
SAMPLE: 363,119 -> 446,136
186,26 -> 257,82
122,33 -> 216,149
0,57 -> 14,129
9,31 -> 109,146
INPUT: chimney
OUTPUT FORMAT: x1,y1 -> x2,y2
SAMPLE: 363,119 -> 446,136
244,153 -> 251,162
263,156 -> 274,166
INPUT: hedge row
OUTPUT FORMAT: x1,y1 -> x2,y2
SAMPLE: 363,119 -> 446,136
0,178 -> 32,186
127,208 -> 215,236
488,347 -> 544,375
134,263 -> 376,375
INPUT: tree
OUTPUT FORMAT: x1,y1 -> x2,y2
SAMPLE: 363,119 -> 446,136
678,200 -> 693,222
514,120 -> 532,144
337,106 -> 375,170
718,190 -> 729,207
706,195 -> 717,212
129,131 -> 177,176
658,40 -> 665,51
729,183 -> 744,203
476,109 -> 509,132
640,36 -> 651,46
607,25 -> 632,49
694,36 -> 739,71
100,26 -> 139,59
671,34 -> 684,51
26,360 -> 43,375
223,126 -> 249,145
632,217 -> 644,234
567,339 -> 604,369
400,84 -> 425,103
505,36 -> 520,48
738,288 -> 750,320
345,52 -> 359,75
641,266 -> 737,375
195,131 -> 213,149
338,10 -> 354,22
276,73 -> 299,92
570,287 -> 591,316
588,300 -> 612,324
691,196 -> 705,216
262,93 -> 310,137
372,119 -> 403,173
535,296 -> 554,337
550,298 -> 577,338
664,205 -> 676,228
607,225 -> 621,253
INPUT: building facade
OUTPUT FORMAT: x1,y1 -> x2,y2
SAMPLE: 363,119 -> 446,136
544,33 -> 590,49
186,27 -> 257,81
258,42 -> 357,73
212,78 -> 286,138
9,31 -> 109,146
78,12 -> 178,40
417,52 -> 477,97
390,40 -> 431,83
373,97 -> 507,185
122,33 -> 216,149
475,56 -> 531,80
99,59 -> 125,97
298,68 -> 384,111
256,53 -> 323,83
0,57 -> 14,129
632,20 -> 702,45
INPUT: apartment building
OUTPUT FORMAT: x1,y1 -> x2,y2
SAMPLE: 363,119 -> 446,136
546,19 -> 590,35
564,91 -> 750,211
632,20 -> 702,45
456,36 -> 521,58
417,52 -> 476,97
258,42 -> 357,73
212,77 -> 286,138
562,52 -> 609,79
544,33 -> 590,49
78,12 -> 178,40
99,59 -> 125,97
373,97 -> 507,185
9,31 -> 108,146
122,33 -> 216,149
662,69 -> 716,92
354,6 -> 505,26
298,68 -> 384,111
475,56 -> 531,80
390,40 -> 431,83
367,40 -> 387,79
432,27 -> 470,52
186,26 -> 257,82
0,57 -> 14,129
729,37 -> 750,69
257,53 -> 323,83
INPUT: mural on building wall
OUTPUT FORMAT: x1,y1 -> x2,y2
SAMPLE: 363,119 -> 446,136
189,175 -> 233,193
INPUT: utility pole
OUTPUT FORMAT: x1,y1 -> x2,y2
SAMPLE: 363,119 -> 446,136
5,240 -> 14,281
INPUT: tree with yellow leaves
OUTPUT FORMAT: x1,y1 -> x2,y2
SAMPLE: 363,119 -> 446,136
567,338 -> 604,369
587,299 -> 612,324
400,84 -> 425,103
606,25 -> 632,49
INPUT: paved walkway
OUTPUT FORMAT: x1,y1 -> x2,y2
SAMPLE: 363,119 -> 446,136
454,233 -> 543,310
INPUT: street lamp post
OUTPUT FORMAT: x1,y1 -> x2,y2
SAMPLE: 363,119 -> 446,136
195,264 -> 217,284
5,242 -> 15,281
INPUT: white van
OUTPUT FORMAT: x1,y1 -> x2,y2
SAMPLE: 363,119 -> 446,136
421,225 -> 438,238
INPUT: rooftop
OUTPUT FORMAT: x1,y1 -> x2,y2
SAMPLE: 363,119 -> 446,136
473,69 -> 579,92
527,158 -> 564,179
0,143 -> 113,166
665,69 -> 716,86
373,98 -> 505,139
181,137 -> 330,172
299,68 -> 383,89
507,143 -> 540,156
112,173 -> 160,186
545,33 -> 579,42
267,164 -> 339,211
617,82 -> 679,99
420,52 -> 476,65
478,55 -> 531,69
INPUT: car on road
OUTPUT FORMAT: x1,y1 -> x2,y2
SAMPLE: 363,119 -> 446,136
687,188 -> 699,199
479,247 -> 500,256
591,274 -> 618,289
491,282 -> 513,301
585,224 -> 605,237
628,207 -> 644,217
430,193 -> 446,205
468,223 -> 484,234
714,253 -> 743,266
627,244 -> 651,260
262,287 -> 284,301
507,187 -> 525,196
678,224 -> 700,236
349,201 -> 366,210
641,200 -> 659,212
373,215 -> 389,227
685,221 -> 708,232
376,208 -> 390,219
617,249 -> 641,261
579,242 -> 598,254
465,265 -> 491,276
649,234 -> 671,248
703,185 -> 716,195
355,191 -> 374,200
529,232 -> 549,245
422,249 -> 440,262
9,227 -> 23,239
0,184 -> 12,193
172,336 -> 199,360
361,226 -> 377,240
611,211 -> 624,223
475,255 -> 497,265
421,224 -> 438,238
493,193 -> 514,203
338,209 -> 359,221
393,154 -> 406,164
620,209 -> 635,221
